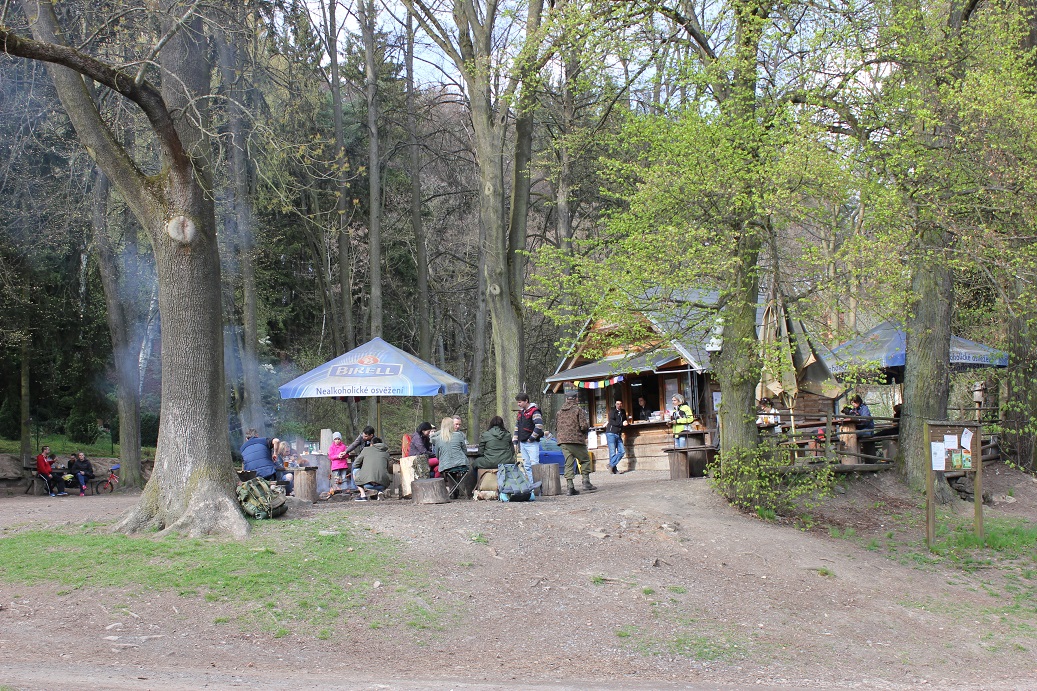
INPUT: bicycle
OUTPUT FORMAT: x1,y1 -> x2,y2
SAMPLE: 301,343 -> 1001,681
95,464 -> 121,494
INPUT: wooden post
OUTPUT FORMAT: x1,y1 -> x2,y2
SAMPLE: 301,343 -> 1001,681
532,463 -> 561,496
824,413 -> 833,461
925,424 -> 936,550
412,478 -> 449,504
975,442 -> 984,541
294,467 -> 317,503
668,449 -> 690,480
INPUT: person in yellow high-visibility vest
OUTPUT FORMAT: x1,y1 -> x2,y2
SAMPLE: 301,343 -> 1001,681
670,394 -> 695,448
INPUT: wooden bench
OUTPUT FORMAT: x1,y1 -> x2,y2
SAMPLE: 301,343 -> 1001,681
25,473 -> 102,496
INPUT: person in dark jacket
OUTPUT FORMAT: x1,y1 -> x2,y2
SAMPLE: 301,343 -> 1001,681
353,441 -> 392,501
474,416 -> 515,469
511,392 -> 544,482
555,390 -> 597,496
410,422 -> 436,457
605,400 -> 628,474
241,428 -> 277,479
409,421 -> 437,479
71,452 -> 95,496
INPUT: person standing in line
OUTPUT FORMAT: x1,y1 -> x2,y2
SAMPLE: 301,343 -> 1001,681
511,392 -> 544,483
555,389 -> 597,496
605,399 -> 628,474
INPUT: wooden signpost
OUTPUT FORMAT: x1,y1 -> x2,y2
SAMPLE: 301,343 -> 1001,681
924,420 -> 983,550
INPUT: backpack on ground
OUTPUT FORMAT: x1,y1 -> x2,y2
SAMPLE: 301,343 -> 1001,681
236,477 -> 288,519
497,463 -> 540,502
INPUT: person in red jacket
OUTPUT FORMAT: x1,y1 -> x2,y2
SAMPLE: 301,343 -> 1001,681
35,446 -> 67,496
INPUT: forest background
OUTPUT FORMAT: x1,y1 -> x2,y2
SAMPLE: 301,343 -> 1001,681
2,0 -> 1037,535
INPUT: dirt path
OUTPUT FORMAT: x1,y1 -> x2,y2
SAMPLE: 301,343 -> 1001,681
2,468 -> 1035,690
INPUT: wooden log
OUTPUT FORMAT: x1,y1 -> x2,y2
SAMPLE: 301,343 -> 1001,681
294,467 -> 317,503
667,449 -> 690,480
532,463 -> 561,496
412,478 -> 449,504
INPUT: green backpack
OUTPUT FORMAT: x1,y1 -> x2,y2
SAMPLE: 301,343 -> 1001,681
236,477 -> 288,519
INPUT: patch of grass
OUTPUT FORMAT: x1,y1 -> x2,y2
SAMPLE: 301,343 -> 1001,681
642,587 -> 655,596
470,533 -> 488,545
666,585 -> 687,594
667,633 -> 742,661
459,561 -> 473,568
827,526 -> 856,539
590,575 -> 606,586
615,625 -> 636,638
214,616 -> 230,624
817,567 -> 835,577
866,539 -> 880,551
0,517 -> 437,638
273,627 -> 290,638
756,507 -> 777,521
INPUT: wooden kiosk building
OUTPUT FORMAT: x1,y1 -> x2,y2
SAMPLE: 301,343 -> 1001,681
545,297 -> 842,471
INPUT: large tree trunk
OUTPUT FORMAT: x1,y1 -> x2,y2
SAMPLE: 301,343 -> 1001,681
91,169 -> 144,487
325,0 -> 352,356
714,0 -> 768,459
402,0 -> 545,420
471,103 -> 523,418
406,15 -> 433,423
217,30 -> 265,437
716,240 -> 764,455
19,333 -> 31,468
1002,279 -> 1037,471
897,223 -> 953,490
5,0 -> 247,536
359,0 -> 382,338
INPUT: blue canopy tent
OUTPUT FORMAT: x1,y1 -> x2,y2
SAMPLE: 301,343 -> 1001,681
830,321 -> 1008,377
279,337 -> 468,434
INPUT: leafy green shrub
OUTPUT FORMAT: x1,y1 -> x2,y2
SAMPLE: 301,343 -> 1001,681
0,397 -> 20,440
711,443 -> 834,516
140,412 -> 160,446
65,408 -> 100,445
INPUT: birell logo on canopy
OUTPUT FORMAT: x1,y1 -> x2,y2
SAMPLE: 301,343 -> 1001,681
329,353 -> 402,378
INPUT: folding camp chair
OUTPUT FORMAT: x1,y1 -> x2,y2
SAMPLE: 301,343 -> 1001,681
442,464 -> 474,500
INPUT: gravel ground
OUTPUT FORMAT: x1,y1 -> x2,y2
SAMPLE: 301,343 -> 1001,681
1,464 -> 1036,690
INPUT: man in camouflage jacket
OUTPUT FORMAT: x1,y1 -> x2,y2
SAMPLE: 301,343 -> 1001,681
554,390 -> 598,496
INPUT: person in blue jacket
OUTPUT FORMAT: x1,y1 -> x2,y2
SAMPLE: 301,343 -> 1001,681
241,428 -> 277,481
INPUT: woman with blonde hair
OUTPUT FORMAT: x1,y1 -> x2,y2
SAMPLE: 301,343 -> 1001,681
435,415 -> 469,475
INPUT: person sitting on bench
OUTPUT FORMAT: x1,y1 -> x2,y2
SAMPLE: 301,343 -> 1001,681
352,439 -> 392,501
35,446 -> 67,496
70,452 -> 95,496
